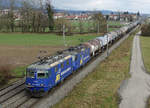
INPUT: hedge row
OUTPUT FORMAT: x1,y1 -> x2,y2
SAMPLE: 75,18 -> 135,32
141,24 -> 150,36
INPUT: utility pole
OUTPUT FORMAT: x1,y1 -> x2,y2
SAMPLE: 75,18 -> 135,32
97,21 -> 100,34
106,23 -> 109,57
63,24 -> 67,47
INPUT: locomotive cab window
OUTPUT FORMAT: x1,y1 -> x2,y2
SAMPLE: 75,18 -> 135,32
37,71 -> 48,79
26,70 -> 35,78
38,73 -> 45,78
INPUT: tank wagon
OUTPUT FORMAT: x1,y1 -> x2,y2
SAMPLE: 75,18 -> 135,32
25,20 -> 140,97
83,39 -> 101,57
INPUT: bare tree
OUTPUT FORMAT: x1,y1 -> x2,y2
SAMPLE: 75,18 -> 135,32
46,0 -> 54,31
1,0 -> 16,32
9,0 -> 15,32
19,0 -> 33,32
79,19 -> 84,34
54,18 -> 66,35
36,0 -> 49,32
93,12 -> 107,33
66,20 -> 73,35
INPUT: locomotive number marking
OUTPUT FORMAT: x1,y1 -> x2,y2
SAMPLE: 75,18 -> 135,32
80,59 -> 83,65
55,74 -> 60,83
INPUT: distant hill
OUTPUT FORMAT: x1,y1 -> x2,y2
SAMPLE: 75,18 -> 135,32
53,9 -> 114,15
0,0 -> 21,8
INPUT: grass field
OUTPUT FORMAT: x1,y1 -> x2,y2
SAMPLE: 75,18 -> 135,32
108,21 -> 125,27
52,30 -> 136,108
108,28 -> 118,32
140,36 -> 150,107
0,33 -> 99,46
140,36 -> 150,72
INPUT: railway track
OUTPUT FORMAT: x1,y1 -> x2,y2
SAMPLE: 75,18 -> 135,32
0,27 -> 139,108
0,79 -> 25,96
0,79 -> 26,108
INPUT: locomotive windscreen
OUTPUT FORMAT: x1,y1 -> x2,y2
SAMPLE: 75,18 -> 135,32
37,70 -> 49,79
26,70 -> 35,78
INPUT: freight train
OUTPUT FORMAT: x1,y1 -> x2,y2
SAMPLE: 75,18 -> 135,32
25,21 -> 140,97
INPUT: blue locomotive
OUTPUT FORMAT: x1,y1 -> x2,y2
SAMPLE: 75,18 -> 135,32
25,20 -> 140,97
25,45 -> 91,97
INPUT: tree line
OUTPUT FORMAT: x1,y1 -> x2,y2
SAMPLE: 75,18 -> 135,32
0,0 -> 107,35
0,0 -> 54,33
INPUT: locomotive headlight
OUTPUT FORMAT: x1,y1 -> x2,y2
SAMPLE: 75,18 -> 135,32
40,84 -> 44,86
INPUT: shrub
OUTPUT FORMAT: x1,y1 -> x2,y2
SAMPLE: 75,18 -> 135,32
0,65 -> 12,84
141,24 -> 150,36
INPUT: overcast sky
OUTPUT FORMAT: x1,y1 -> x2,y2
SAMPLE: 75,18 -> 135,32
52,0 -> 150,14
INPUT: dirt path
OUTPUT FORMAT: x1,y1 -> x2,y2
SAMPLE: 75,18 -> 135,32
119,33 -> 150,108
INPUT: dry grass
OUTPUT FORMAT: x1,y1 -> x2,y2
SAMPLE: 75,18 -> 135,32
52,32 -> 137,108
140,36 -> 150,72
0,45 -> 65,66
